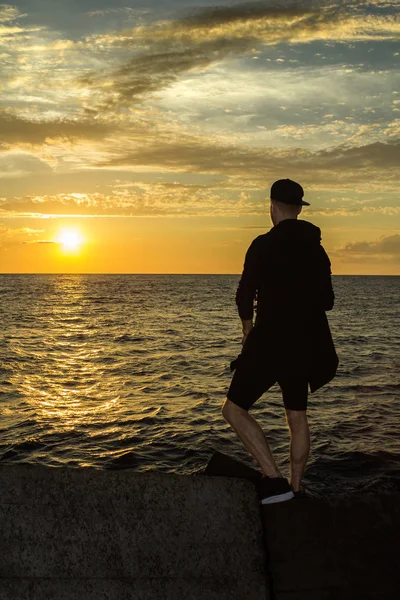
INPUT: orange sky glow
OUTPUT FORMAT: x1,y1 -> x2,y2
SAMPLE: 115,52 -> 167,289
1,1 -> 399,274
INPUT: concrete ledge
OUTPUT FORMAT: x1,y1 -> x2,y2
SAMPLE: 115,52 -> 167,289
261,492 -> 400,600
205,450 -> 400,599
0,464 -> 269,600
1,461 -> 399,600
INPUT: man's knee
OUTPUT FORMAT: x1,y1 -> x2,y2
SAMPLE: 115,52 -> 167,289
285,409 -> 308,431
222,398 -> 247,419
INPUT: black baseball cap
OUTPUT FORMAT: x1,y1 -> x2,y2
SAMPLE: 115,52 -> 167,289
270,179 -> 310,206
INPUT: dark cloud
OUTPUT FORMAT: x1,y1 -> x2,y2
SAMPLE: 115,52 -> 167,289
178,0 -> 333,29
314,141 -> 400,169
343,234 -> 400,255
80,37 -> 252,109
94,137 -> 400,186
78,0 -> 361,110
0,112 -> 116,146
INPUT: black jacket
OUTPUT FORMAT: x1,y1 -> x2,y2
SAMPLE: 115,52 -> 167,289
233,219 -> 339,393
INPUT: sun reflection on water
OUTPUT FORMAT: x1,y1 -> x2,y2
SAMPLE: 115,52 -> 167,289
13,275 -> 122,434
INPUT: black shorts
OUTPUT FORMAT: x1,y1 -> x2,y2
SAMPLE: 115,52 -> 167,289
227,359 -> 309,412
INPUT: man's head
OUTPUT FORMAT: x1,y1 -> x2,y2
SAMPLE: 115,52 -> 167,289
269,178 -> 310,226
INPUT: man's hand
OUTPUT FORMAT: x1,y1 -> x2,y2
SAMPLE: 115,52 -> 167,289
241,319 -> 253,346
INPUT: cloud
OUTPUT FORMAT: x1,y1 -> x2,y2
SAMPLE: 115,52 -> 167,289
79,0 -> 400,110
315,140 -> 400,169
23,240 -> 55,244
1,177 -> 399,219
0,225 -> 42,235
0,5 -> 26,23
340,234 -> 400,255
0,183 -> 264,218
310,206 -> 400,216
0,111 -> 116,147
79,36 -> 252,111
93,136 -> 400,190
0,223 -> 49,247
0,152 -> 53,177
86,8 -> 149,19
1,1 -> 399,205
1,109 -> 399,191
155,64 -> 400,146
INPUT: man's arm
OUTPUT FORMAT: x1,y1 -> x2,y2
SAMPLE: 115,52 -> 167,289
319,246 -> 334,311
241,318 -> 253,336
235,240 -> 258,341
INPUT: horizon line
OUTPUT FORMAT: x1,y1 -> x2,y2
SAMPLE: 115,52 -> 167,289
0,273 -> 399,277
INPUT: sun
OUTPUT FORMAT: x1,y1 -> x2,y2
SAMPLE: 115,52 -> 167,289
57,229 -> 83,252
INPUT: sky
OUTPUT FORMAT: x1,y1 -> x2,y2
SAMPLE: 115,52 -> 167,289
0,0 -> 399,274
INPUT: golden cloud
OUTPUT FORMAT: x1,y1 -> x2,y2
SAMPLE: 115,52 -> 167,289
1,176 -> 399,219
0,5 -> 26,23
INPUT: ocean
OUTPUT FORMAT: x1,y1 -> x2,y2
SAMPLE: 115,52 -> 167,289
0,274 -> 399,496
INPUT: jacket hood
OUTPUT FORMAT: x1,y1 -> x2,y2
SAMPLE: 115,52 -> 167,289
272,219 -> 321,245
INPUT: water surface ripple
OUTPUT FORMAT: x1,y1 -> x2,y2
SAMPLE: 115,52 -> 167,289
0,274 -> 399,495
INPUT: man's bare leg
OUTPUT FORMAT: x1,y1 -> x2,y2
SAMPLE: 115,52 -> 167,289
222,398 -> 282,477
285,409 -> 310,492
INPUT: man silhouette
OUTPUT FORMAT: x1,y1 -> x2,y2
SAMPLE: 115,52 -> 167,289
222,178 -> 338,504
